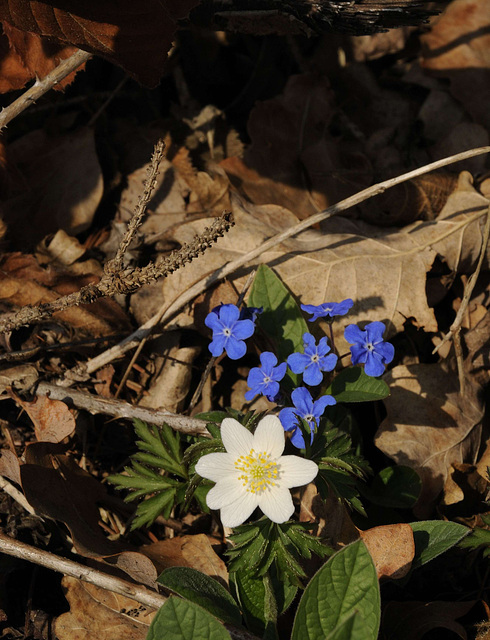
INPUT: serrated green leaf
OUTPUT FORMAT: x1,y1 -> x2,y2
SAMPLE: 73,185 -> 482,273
292,540 -> 380,640
360,466 -> 421,509
458,526 -> 490,551
146,597 -> 231,640
248,264 -> 308,363
131,489 -> 177,529
157,567 -> 242,627
194,411 -> 228,424
326,366 -> 390,402
409,521 -> 470,570
231,570 -> 277,639
183,439 -> 225,467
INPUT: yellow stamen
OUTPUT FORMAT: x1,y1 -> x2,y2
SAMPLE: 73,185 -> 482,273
234,448 -> 280,494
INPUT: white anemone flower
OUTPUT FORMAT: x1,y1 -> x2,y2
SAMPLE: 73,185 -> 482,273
195,415 -> 319,528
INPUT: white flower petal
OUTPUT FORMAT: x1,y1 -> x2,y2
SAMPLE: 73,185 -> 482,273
221,418 -> 254,457
278,456 -> 319,489
219,491 -> 259,528
252,415 -> 285,459
206,477 -> 245,510
258,486 -> 294,523
195,452 -> 236,482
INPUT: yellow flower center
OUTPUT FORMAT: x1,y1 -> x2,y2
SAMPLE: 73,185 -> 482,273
234,449 -> 279,494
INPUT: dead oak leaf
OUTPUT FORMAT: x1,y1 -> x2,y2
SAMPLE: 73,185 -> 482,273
0,0 -> 201,86
375,364 -> 484,517
55,576 -> 155,640
360,524 -> 414,580
0,22 -> 79,93
9,391 -> 76,443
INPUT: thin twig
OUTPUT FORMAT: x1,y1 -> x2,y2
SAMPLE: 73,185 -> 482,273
0,211 -> 234,334
80,145 -> 490,376
36,381 -> 210,436
0,49 -> 92,130
0,533 -> 260,640
106,139 -> 166,275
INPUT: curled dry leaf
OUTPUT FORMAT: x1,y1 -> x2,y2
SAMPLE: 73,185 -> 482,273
360,524 -> 415,580
421,0 -> 490,130
55,576 -> 155,640
0,0 -> 201,86
0,448 -> 21,485
0,22 -> 80,93
9,392 -> 76,443
375,364 -> 484,517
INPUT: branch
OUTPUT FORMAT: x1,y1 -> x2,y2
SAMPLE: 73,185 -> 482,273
0,533 -> 260,640
0,49 -> 92,131
79,145 -> 490,376
36,381 -> 210,436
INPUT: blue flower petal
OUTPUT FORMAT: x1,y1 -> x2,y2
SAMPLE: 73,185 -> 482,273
205,312 -> 223,331
290,427 -> 307,449
333,299 -> 354,315
226,337 -> 247,360
349,343 -> 367,365
344,324 -> 365,344
364,352 -> 385,377
232,319 -> 255,340
320,353 -> 338,372
313,394 -> 336,418
279,407 -> 300,432
272,362 -> 287,381
287,352 -> 311,374
365,321 -> 387,344
260,351 -> 278,369
218,304 -> 240,325
302,364 -> 323,386
291,387 -> 314,414
375,341 -> 395,363
208,335 -> 226,357
302,333 -> 316,349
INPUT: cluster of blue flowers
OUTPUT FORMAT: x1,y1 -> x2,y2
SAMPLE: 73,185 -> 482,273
205,299 -> 394,449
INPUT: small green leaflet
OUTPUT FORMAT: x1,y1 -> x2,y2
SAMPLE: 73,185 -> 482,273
409,521 -> 470,570
360,466 -> 421,509
291,540 -> 380,640
146,597 -> 231,640
326,366 -> 390,403
248,264 -> 308,364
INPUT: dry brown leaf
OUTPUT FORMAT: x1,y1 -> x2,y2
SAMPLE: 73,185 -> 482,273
0,253 -> 130,336
142,534 -> 228,583
55,576 -> 155,640
9,392 -> 76,443
348,28 -> 413,62
0,364 -> 38,399
160,172 -> 488,352
375,364 -> 484,516
0,448 -> 21,485
3,128 -> 103,247
360,524 -> 414,580
0,22 -> 80,93
0,0 -> 200,86
421,0 -> 490,130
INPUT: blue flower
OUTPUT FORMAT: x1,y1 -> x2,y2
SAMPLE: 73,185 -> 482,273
279,387 -> 336,448
205,304 -> 255,360
245,352 -> 287,402
344,321 -> 395,377
287,333 -> 338,386
301,299 -> 354,322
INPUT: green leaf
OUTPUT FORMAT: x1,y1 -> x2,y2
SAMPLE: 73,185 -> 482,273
157,567 -> 242,627
326,367 -> 390,403
409,521 -> 470,570
360,466 -> 421,509
146,597 -> 231,640
291,540 -> 380,640
248,264 -> 308,363
458,526 -> 490,553
325,611 -> 366,640
131,488 -> 177,529
231,570 -> 278,639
